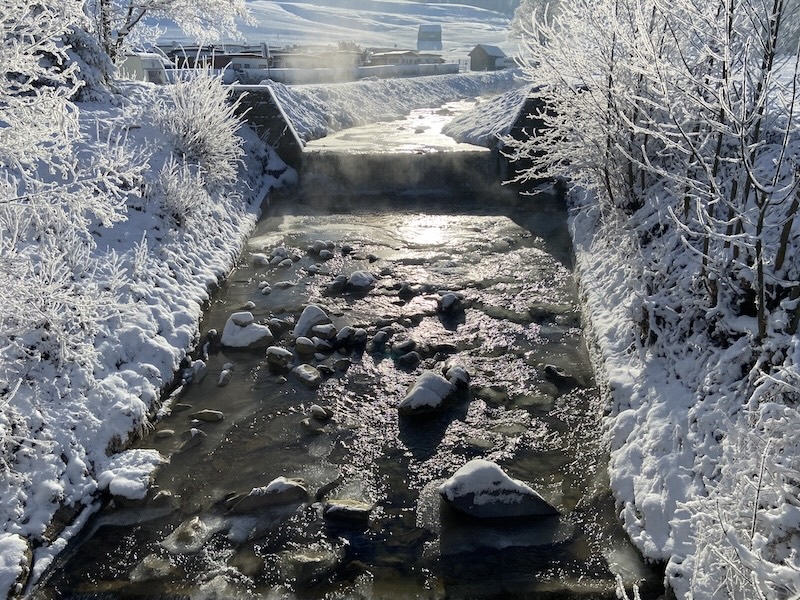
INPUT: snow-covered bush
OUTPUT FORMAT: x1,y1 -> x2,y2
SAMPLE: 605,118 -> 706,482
148,155 -> 210,227
153,71 -> 246,188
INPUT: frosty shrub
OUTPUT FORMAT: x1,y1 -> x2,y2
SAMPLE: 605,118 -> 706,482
149,154 -> 210,227
154,71 -> 246,188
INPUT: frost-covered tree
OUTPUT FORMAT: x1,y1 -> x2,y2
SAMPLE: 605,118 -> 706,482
86,0 -> 251,63
0,0 -> 144,459
510,0 -> 800,597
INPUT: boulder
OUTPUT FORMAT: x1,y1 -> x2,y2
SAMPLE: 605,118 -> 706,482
293,304 -> 331,339
293,364 -> 322,388
227,477 -> 309,514
161,516 -> 223,554
294,336 -> 317,356
266,346 -> 293,368
190,409 -> 224,422
220,312 -> 274,349
311,323 -> 338,340
325,274 -> 348,295
438,292 -> 464,314
397,371 -> 454,415
439,459 -> 558,519
396,351 -> 421,369
334,325 -> 354,347
322,499 -> 373,524
217,369 -> 232,387
346,271 -> 376,291
310,404 -> 333,420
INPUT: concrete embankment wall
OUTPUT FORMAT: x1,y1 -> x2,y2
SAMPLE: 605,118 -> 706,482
298,150 -> 507,201
228,63 -> 460,85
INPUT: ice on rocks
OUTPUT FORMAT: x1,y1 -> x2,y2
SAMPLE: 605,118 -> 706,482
161,515 -> 224,554
439,459 -> 559,519
220,312 -> 274,349
398,371 -> 455,415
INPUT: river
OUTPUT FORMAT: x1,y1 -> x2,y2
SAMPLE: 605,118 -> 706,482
31,103 -> 664,599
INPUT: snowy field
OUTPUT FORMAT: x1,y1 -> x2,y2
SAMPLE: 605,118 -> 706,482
156,0 -> 518,57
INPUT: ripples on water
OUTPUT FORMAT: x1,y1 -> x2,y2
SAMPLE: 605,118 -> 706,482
34,191 -> 663,599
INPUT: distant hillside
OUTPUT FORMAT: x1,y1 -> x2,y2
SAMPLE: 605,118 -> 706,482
415,0 -> 519,16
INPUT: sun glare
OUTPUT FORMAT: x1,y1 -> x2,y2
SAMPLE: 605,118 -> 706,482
401,214 -> 450,246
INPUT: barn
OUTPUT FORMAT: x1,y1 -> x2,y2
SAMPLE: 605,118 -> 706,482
468,44 -> 507,71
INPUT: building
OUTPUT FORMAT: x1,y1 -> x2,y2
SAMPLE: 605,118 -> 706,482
368,50 -> 444,66
417,24 -> 443,51
468,44 -> 508,71
119,53 -> 168,83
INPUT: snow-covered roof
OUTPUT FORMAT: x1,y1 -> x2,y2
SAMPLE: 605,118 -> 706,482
470,44 -> 507,58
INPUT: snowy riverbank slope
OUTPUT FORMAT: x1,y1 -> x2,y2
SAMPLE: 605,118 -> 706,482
0,80 -> 293,597
568,189 -> 800,598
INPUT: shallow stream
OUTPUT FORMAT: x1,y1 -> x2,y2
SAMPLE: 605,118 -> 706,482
33,104 -> 664,600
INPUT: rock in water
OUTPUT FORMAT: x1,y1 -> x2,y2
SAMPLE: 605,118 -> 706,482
220,312 -> 274,349
322,499 -> 373,524
293,364 -> 322,388
190,409 -> 224,422
293,304 -> 331,339
346,271 -> 376,291
160,516 -> 223,554
439,459 -> 559,519
397,371 -> 454,415
227,477 -> 309,514
294,336 -> 317,356
266,346 -> 293,368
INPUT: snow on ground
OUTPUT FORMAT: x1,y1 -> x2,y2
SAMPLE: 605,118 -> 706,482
264,69 -> 525,141
156,0 -> 517,57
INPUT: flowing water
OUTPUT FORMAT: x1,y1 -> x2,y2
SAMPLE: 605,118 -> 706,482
33,104 -> 664,599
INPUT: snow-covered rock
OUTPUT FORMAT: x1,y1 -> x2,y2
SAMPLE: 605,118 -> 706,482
96,449 -> 165,501
293,364 -> 322,388
444,363 -> 470,388
397,371 -> 454,415
227,477 -> 309,514
439,459 -> 559,519
220,312 -> 274,349
266,346 -> 293,368
292,304 -> 331,339
346,270 -> 376,291
0,534 -> 30,596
